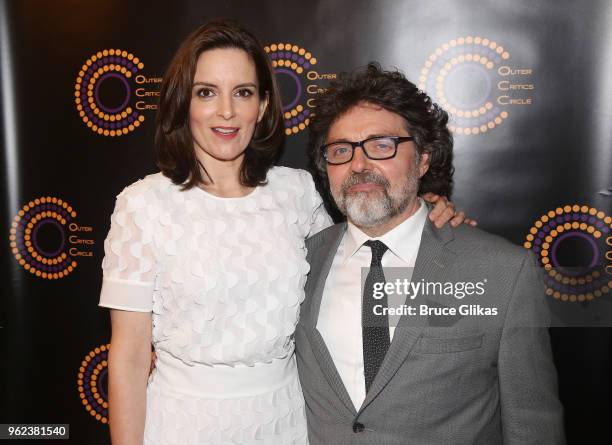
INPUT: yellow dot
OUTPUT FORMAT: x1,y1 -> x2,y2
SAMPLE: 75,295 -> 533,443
310,58 -> 317,65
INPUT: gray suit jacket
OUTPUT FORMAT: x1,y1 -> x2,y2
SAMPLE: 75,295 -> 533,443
296,220 -> 565,445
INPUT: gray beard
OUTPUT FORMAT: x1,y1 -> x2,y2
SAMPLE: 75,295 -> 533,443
332,171 -> 418,229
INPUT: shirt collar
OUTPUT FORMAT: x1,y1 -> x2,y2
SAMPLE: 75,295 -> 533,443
343,198 -> 428,264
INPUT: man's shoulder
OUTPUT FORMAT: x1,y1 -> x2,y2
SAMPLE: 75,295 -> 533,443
447,224 -> 529,265
306,222 -> 345,252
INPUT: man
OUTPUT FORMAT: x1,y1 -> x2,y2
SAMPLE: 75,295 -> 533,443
296,63 -> 564,444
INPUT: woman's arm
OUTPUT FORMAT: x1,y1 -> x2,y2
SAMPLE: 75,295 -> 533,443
108,309 -> 152,445
422,192 -> 478,228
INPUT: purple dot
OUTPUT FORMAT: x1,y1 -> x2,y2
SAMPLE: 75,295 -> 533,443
589,217 -> 596,223
291,54 -> 298,61
304,109 -> 310,116
304,63 -> 310,69
110,123 -> 116,129
580,214 -> 588,221
292,117 -> 298,125
298,57 -> 304,64
284,51 -> 291,58
270,53 -> 277,59
602,227 -> 610,233
128,116 -> 134,123
556,216 -> 564,223
564,214 -> 571,221
109,56 -> 115,63
538,231 -> 545,238
534,238 -> 542,245
131,67 -> 137,73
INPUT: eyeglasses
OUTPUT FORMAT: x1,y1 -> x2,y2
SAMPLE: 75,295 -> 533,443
321,136 -> 415,165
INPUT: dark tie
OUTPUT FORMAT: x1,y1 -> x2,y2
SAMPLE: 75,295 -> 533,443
362,240 -> 390,393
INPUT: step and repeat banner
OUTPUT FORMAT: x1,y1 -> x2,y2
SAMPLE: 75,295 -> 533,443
1,0 -> 611,443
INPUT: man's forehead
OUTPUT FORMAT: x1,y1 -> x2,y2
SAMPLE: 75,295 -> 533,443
328,102 -> 410,139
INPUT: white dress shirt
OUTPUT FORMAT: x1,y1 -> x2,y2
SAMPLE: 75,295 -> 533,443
316,199 -> 428,410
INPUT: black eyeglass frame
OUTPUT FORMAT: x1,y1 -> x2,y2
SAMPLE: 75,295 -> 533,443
320,136 -> 415,165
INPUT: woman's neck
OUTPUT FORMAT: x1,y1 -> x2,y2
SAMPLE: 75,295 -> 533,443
196,151 -> 254,198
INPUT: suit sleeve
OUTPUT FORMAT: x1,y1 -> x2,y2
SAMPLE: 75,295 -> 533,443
498,250 -> 565,444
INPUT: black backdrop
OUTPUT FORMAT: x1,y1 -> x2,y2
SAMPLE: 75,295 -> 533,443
1,0 -> 611,443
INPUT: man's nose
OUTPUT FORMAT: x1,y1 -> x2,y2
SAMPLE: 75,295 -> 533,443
350,146 -> 372,173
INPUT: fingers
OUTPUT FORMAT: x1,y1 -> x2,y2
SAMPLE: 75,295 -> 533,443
428,195 -> 450,224
422,192 -> 439,203
450,210 -> 466,227
430,198 -> 456,228
426,195 -> 478,228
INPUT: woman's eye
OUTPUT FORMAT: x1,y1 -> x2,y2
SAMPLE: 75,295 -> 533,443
196,88 -> 214,98
235,88 -> 254,98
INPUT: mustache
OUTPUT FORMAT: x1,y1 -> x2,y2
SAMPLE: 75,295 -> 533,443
341,172 -> 390,192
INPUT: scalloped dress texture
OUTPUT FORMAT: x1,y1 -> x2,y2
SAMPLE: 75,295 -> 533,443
99,167 -> 332,445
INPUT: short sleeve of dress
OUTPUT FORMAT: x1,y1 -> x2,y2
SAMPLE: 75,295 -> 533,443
99,184 -> 157,312
302,170 -> 333,237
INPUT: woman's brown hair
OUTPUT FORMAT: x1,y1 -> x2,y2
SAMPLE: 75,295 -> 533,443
155,20 -> 285,189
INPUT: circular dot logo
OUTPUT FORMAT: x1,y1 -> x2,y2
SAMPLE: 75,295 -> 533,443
265,43 -> 317,136
75,49 -> 146,137
9,197 -> 78,279
419,36 -> 511,136
524,205 -> 612,302
77,344 -> 110,424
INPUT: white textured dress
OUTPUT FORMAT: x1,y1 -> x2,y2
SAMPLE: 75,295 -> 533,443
99,167 -> 332,445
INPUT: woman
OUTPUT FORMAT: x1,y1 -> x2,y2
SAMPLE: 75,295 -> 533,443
99,20 -> 470,445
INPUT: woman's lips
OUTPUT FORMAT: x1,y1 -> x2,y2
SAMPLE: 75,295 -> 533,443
211,127 -> 239,140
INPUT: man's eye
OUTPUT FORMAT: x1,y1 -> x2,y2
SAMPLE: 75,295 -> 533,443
373,140 -> 394,150
333,146 -> 350,155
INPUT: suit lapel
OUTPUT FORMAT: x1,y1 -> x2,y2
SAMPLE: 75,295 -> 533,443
358,219 -> 456,413
302,223 -> 357,414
